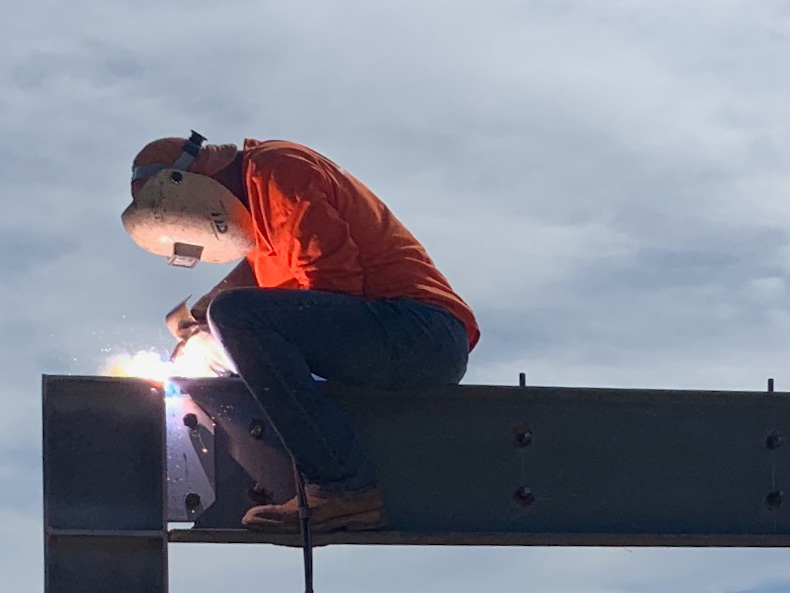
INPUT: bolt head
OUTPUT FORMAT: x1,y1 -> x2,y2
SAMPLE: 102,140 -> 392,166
248,419 -> 265,440
516,431 -> 533,447
182,413 -> 198,429
513,424 -> 533,447
248,483 -> 272,505
766,490 -> 784,509
766,431 -> 785,450
513,486 -> 536,507
185,492 -> 202,509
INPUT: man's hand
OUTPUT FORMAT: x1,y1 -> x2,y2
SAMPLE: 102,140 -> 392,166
166,297 -> 237,377
168,325 -> 207,362
166,297 -> 203,340
169,327 -> 237,377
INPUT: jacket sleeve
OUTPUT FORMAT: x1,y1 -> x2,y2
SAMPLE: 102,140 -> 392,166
247,150 -> 364,295
190,257 -> 259,323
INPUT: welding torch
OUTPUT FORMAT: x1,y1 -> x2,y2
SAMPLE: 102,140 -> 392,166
165,297 -> 204,362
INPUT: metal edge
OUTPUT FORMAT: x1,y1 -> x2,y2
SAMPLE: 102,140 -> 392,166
159,384 -> 170,593
41,375 -> 50,592
47,529 -> 167,538
45,375 -> 790,406
168,529 -> 790,548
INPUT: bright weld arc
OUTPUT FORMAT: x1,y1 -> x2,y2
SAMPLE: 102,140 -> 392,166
100,341 -> 234,394
101,350 -> 172,386
164,379 -> 184,398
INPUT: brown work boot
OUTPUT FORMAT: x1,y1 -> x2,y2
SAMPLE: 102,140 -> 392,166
242,488 -> 386,533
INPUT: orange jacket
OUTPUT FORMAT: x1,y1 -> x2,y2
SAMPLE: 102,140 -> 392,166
241,139 -> 480,350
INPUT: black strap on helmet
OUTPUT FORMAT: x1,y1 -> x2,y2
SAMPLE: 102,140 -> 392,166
132,130 -> 207,182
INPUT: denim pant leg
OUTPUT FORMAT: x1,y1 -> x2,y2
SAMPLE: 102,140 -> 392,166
207,288 -> 469,496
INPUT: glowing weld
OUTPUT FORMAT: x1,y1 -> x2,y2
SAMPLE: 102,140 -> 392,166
99,336 -> 234,394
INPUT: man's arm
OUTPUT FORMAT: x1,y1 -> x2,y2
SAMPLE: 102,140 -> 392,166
190,257 -> 258,323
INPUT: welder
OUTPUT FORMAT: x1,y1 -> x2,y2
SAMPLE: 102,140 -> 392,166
122,132 -> 480,533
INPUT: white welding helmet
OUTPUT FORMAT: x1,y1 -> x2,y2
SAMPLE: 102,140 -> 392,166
122,132 -> 254,268
122,169 -> 254,267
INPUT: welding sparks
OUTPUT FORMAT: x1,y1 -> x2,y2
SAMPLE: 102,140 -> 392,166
101,350 -> 172,382
100,351 -> 186,397
100,333 -> 236,396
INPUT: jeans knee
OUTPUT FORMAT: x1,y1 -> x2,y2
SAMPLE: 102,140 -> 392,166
206,289 -> 249,329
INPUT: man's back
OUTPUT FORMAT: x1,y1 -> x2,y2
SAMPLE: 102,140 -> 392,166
242,138 -> 479,348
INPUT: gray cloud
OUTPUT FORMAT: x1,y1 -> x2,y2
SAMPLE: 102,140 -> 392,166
4,0 -> 790,591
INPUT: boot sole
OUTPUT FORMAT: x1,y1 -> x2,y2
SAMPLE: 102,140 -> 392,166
243,509 -> 387,534
314,509 -> 387,533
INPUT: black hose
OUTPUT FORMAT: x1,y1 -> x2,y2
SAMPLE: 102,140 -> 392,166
293,460 -> 314,593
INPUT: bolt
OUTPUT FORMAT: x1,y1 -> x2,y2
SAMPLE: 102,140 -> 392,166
185,492 -> 201,509
513,486 -> 536,507
766,431 -> 785,450
513,424 -> 533,447
248,482 -> 272,505
766,490 -> 784,510
170,171 -> 183,184
182,413 -> 198,430
248,419 -> 265,440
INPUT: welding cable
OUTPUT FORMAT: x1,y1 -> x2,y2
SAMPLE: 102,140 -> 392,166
292,460 -> 314,593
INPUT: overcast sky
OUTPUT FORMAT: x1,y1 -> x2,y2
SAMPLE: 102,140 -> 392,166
4,0 -> 790,591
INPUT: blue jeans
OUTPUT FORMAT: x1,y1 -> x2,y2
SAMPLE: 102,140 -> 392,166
207,288 -> 469,496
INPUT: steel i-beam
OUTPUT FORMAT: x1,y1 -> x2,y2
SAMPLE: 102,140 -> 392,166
43,375 -> 790,592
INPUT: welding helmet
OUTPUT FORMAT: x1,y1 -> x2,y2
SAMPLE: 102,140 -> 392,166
122,132 -> 254,268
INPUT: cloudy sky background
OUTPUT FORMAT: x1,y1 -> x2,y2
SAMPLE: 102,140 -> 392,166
4,0 -> 790,590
